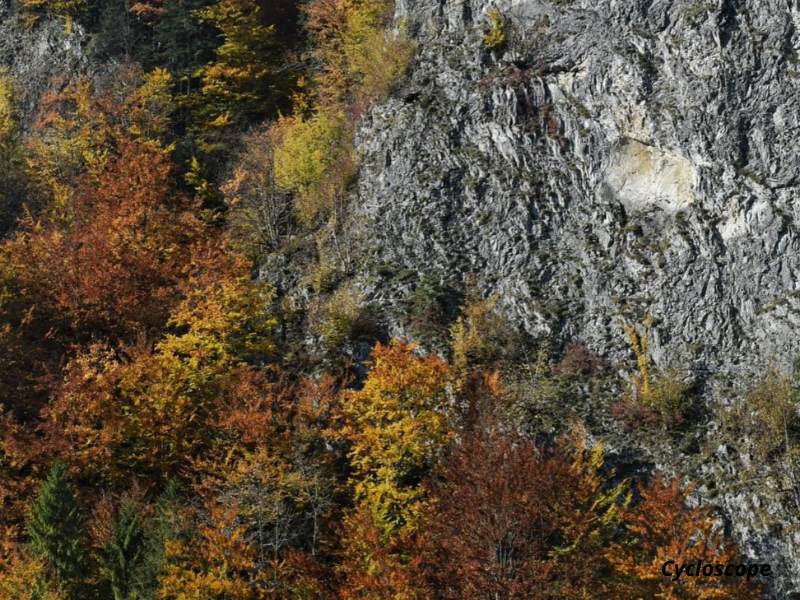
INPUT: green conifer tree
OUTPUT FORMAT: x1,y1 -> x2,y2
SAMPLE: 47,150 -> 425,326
147,0 -> 218,93
26,463 -> 87,599
98,499 -> 146,600
130,481 -> 183,599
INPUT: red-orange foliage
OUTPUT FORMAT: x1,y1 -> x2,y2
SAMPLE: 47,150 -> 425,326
607,475 -> 762,599
422,427 -> 762,600
38,343 -> 133,485
421,429 -> 624,600
36,239 -> 277,486
41,348 -> 276,488
337,505 -> 431,600
211,367 -> 287,447
208,372 -> 341,470
4,140 -> 207,344
0,412 -> 53,527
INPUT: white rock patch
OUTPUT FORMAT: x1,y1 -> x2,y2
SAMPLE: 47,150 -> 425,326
605,139 -> 697,212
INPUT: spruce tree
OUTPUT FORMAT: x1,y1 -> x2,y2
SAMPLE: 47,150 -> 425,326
130,480 -> 183,599
98,499 -> 146,600
26,462 -> 87,599
147,0 -> 218,92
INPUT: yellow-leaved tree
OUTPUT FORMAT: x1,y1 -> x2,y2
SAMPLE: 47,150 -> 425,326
338,341 -> 453,537
193,0 -> 291,147
269,0 -> 413,227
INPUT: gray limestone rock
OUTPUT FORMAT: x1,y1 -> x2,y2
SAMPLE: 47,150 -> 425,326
0,0 -> 88,125
348,0 -> 800,595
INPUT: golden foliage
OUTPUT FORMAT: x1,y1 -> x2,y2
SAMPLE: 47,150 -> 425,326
305,0 -> 413,111
192,0 -> 290,153
619,316 -> 690,427
157,503 -> 263,599
273,109 -> 354,226
222,125 -> 293,257
449,281 -> 514,372
0,550 -> 66,600
338,341 -> 452,537
0,68 -> 16,143
270,0 -> 412,226
623,314 -> 652,399
26,66 -> 175,215
0,67 -> 26,231
19,0 -> 89,24
483,8 -> 506,50
308,286 -> 369,352
746,367 -> 799,459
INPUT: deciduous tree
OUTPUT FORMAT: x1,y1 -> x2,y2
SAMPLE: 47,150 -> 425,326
338,341 -> 452,537
607,475 -> 762,599
4,139 -> 206,344
422,429 -> 626,599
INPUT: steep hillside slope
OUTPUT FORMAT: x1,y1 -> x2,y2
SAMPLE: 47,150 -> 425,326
347,0 -> 800,595
355,0 -> 800,375
1,0 -> 798,596
0,0 -> 87,121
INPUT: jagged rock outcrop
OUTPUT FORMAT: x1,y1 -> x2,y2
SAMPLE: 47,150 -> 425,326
348,0 -> 800,595
355,0 -> 800,375
0,0 -> 88,123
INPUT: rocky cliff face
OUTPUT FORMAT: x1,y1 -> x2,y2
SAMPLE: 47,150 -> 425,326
348,0 -> 800,595
0,1 -> 88,124
356,0 -> 800,375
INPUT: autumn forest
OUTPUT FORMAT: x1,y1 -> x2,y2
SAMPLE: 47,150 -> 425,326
0,0 -> 768,598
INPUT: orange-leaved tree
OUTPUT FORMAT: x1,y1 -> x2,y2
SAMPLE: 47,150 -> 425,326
41,250 -> 277,485
337,503 -> 430,600
25,66 -> 175,215
3,139 -> 206,345
607,475 -> 762,599
421,428 -> 627,599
